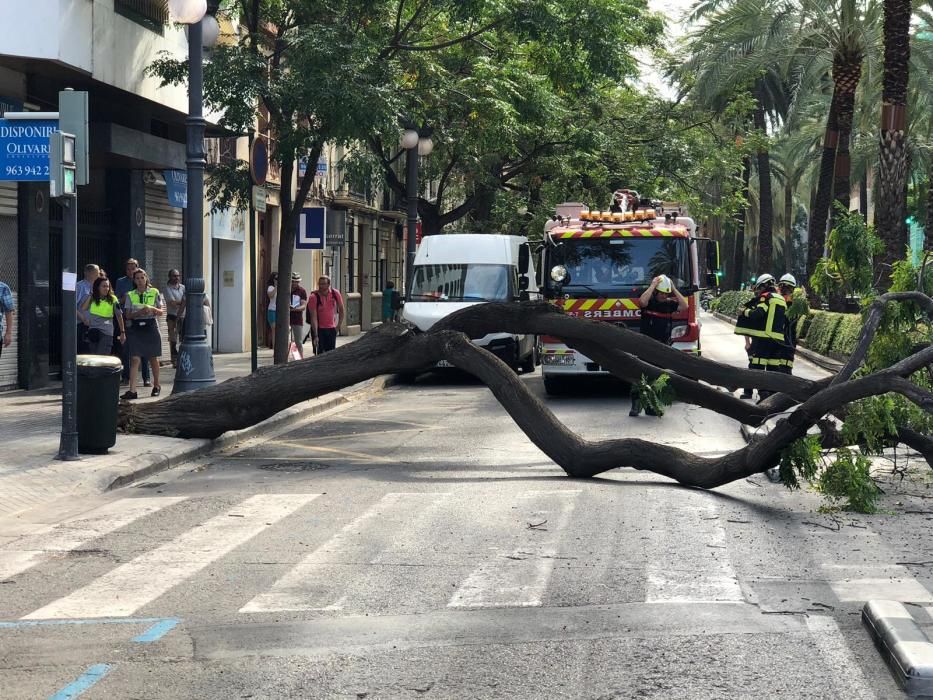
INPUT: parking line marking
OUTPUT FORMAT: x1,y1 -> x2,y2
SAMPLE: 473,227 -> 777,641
48,663 -> 112,700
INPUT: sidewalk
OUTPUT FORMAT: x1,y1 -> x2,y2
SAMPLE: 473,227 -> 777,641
0,334 -> 377,520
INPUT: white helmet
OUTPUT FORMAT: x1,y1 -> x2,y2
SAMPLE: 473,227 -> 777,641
779,273 -> 797,287
655,274 -> 673,293
754,273 -> 776,288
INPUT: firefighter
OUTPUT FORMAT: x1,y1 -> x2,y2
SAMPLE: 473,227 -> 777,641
734,273 -> 787,401
630,274 -> 688,416
771,273 -> 798,376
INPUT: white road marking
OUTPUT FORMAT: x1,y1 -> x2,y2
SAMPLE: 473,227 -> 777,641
645,497 -> 743,603
805,616 -> 875,700
240,493 -> 450,613
0,497 -> 187,582
825,565 -> 933,603
448,490 -> 580,609
23,494 -> 318,619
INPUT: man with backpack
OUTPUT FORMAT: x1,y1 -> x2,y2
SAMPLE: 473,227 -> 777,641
306,275 -> 345,354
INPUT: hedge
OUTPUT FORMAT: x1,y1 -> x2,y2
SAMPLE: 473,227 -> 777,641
804,311 -> 844,356
711,290 -> 755,318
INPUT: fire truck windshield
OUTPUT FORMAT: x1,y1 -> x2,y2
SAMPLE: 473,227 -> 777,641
409,264 -> 513,302
547,238 -> 690,294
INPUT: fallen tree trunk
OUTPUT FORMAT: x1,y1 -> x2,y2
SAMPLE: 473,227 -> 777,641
118,297 -> 933,487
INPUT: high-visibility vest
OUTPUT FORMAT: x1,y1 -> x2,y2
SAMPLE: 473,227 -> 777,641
128,287 -> 160,307
89,297 -> 117,319
734,292 -> 786,341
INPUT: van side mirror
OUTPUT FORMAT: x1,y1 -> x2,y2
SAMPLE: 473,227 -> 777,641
518,243 -> 530,275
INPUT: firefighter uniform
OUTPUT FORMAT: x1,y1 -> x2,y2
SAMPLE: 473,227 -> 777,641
770,274 -> 798,375
734,285 -> 787,397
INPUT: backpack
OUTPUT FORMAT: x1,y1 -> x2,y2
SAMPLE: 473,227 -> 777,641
390,290 -> 402,311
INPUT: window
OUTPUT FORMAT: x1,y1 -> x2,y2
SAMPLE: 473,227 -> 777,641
115,0 -> 168,33
370,225 -> 379,290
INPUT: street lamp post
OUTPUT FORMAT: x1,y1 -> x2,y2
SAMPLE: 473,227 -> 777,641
401,127 -> 433,296
169,0 -> 217,393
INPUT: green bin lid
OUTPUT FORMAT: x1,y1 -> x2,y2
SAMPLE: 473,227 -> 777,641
76,354 -> 124,370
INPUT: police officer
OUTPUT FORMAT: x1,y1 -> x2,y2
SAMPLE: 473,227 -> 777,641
735,273 -> 787,401
771,273 -> 798,376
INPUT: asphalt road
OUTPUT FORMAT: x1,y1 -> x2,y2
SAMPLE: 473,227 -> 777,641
2,314 -> 932,699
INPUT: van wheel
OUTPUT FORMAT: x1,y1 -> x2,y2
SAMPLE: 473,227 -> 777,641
543,376 -> 565,396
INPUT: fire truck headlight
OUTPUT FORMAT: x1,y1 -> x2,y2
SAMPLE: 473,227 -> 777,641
670,325 -> 687,339
550,265 -> 567,283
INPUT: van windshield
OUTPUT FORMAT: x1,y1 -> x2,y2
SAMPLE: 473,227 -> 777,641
409,264 -> 513,302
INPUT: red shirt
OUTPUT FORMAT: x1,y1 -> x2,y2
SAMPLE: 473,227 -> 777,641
309,288 -> 343,329
289,286 -> 307,326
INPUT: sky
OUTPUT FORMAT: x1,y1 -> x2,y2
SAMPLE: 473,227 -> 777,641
639,0 -> 696,99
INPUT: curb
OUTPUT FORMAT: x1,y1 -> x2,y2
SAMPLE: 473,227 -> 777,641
862,600 -> 933,696
709,311 -> 844,372
105,374 -> 400,491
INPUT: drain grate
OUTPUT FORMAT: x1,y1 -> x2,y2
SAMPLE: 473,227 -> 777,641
257,461 -> 330,473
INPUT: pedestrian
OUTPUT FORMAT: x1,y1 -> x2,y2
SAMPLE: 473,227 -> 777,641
0,278 -> 14,360
121,267 -> 164,400
307,275 -> 345,354
78,276 -> 125,355
735,273 -> 787,401
266,272 -> 278,350
630,274 -> 688,416
288,272 -> 308,358
115,258 -> 150,386
76,263 -> 100,354
382,280 -> 400,322
164,269 -> 185,366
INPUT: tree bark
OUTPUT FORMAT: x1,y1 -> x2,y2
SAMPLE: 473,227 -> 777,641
831,52 -> 862,231
753,102 -> 773,275
877,0 -> 912,285
808,88 -> 841,282
732,157 -> 751,289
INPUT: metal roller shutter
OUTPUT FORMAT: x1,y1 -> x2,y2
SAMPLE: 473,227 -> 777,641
145,183 -> 183,364
0,181 -> 16,217
0,197 -> 18,389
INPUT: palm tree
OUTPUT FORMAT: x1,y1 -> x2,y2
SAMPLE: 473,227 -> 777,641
876,0 -> 912,279
681,0 -> 796,276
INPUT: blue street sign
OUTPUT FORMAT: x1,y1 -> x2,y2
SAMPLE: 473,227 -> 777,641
316,157 -> 327,175
163,169 -> 187,208
297,207 -> 326,249
0,118 -> 58,181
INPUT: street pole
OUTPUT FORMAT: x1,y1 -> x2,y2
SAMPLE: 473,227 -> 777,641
57,196 -> 79,460
174,17 -> 216,393
405,146 -> 418,296
248,129 -> 258,374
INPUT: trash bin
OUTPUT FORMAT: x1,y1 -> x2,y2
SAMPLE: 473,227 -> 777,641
76,354 -> 124,454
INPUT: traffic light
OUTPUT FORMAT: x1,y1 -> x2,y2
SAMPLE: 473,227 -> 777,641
49,131 -> 76,198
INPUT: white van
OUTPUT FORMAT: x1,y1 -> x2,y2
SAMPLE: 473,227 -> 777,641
402,233 -> 539,372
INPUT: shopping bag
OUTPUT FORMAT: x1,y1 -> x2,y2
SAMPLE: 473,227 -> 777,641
288,341 -> 302,362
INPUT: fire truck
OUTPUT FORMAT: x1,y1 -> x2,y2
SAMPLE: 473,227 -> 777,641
539,195 -> 719,395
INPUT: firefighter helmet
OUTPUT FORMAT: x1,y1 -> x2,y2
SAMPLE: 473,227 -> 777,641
779,273 -> 797,288
754,273 -> 776,289
656,275 -> 673,293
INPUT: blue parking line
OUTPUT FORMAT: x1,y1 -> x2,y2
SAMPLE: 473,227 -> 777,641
132,618 -> 179,643
48,663 -> 112,700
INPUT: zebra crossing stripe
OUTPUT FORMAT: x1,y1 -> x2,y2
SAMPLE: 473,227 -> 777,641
805,616 -> 875,700
23,494 -> 319,620
645,496 -> 743,603
240,492 -> 450,613
0,497 -> 187,583
448,490 -> 579,609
